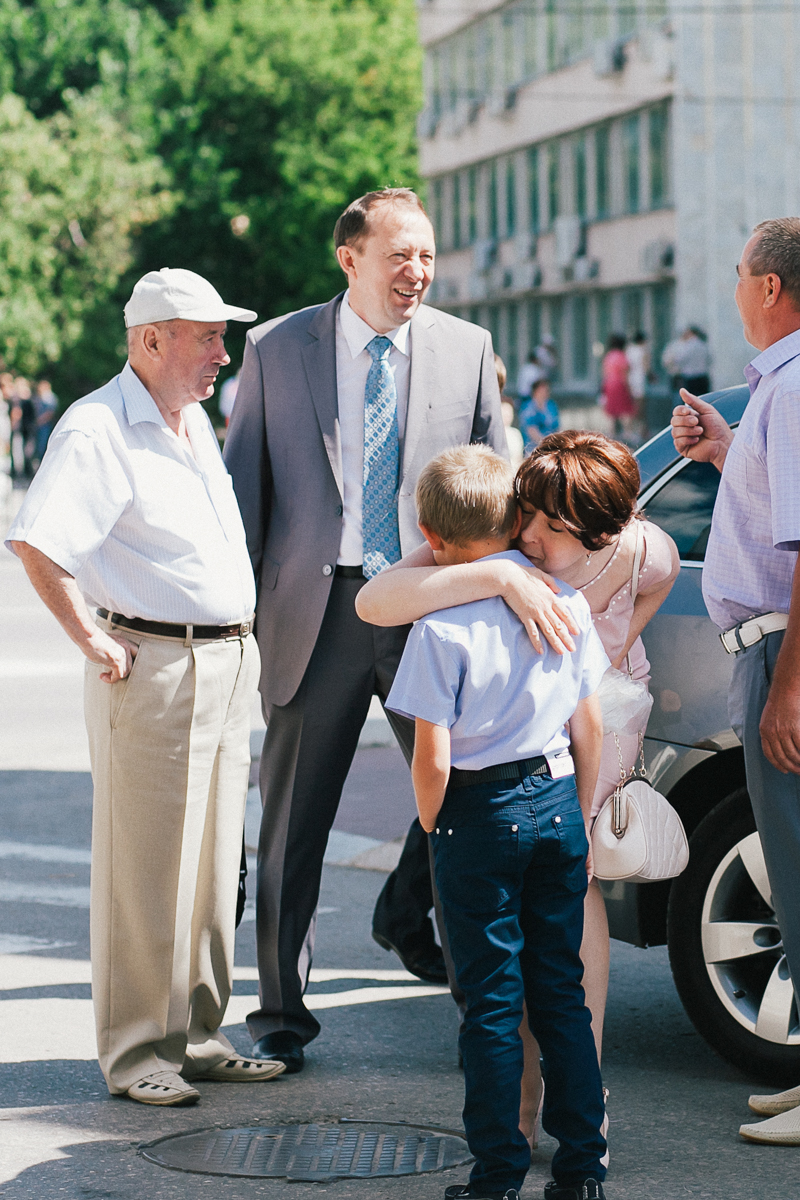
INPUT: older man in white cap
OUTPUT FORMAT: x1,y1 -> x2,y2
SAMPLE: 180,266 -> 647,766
7,268 -> 286,1105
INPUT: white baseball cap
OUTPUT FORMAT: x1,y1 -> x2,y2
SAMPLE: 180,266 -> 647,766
124,267 -> 257,328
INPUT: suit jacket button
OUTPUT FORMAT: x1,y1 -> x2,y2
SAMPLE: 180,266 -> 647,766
322,564 -> 333,576
335,504 -> 343,517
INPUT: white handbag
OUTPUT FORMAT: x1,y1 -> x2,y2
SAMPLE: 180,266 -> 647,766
591,737 -> 690,882
590,522 -> 689,883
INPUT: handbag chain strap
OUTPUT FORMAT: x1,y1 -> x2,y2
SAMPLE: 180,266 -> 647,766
612,730 -> 648,838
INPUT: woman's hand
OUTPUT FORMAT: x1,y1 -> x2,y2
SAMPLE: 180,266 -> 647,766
501,563 -> 579,655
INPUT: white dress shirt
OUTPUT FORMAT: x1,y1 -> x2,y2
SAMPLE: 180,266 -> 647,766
6,362 -> 256,624
335,290 -> 411,566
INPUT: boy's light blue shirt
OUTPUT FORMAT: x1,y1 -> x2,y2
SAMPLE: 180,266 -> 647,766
386,550 -> 609,771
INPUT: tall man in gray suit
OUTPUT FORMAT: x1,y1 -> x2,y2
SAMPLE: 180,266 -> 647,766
224,188 -> 507,1071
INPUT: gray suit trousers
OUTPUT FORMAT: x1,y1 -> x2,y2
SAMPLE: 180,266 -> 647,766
247,576 -> 414,1044
731,629 -> 800,996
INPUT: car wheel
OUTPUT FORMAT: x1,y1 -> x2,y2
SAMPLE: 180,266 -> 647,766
667,786 -> 800,1084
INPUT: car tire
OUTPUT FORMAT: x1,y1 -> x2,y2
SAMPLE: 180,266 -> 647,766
667,786 -> 800,1085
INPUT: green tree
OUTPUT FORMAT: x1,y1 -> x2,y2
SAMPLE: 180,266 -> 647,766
0,89 -> 170,377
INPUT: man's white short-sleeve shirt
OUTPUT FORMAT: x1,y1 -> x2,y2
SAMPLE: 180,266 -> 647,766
386,550 -> 609,771
6,361 -> 256,624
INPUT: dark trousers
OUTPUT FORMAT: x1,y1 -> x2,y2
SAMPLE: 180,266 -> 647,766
432,770 -> 606,1192
248,576 -> 414,1044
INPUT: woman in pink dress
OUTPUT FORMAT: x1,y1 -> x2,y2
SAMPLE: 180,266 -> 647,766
601,334 -> 636,438
356,430 -> 679,1156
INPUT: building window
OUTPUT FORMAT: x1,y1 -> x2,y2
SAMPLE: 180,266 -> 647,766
527,299 -> 542,356
649,104 -> 670,208
545,0 -> 558,73
547,143 -> 559,227
575,135 -> 588,219
527,147 -> 540,234
488,161 -> 499,240
430,178 -> 443,246
506,157 -> 517,238
622,113 -> 640,214
468,167 -> 478,243
453,173 -> 462,250
595,126 -> 610,218
571,295 -> 590,380
596,291 -> 613,355
507,302 -> 519,385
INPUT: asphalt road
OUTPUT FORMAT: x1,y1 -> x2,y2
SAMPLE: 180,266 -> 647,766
2,510 -> 800,1200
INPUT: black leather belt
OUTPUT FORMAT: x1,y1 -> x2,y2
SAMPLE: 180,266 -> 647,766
97,608 -> 254,641
449,755 -> 550,789
335,565 -> 365,579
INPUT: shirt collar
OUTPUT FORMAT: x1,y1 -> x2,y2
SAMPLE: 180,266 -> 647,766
119,361 -> 169,428
746,328 -> 800,394
339,290 -> 410,359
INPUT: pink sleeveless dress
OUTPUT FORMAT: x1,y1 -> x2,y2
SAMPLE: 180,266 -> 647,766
582,519 -> 676,819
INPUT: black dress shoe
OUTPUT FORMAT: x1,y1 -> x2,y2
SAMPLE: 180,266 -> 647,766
372,929 -> 449,985
544,1179 -> 605,1200
252,1031 -> 305,1074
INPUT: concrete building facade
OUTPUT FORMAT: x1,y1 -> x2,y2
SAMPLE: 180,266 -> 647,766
416,0 -> 800,419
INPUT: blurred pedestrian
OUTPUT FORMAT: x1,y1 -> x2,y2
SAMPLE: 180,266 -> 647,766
516,351 -> 546,401
536,333 -> 559,380
519,378 -> 559,452
10,376 -> 36,479
33,379 -> 58,468
495,353 -> 524,469
662,326 -> 711,397
600,334 -> 635,439
7,268 -> 287,1106
219,368 -> 240,427
671,217 -> 800,1146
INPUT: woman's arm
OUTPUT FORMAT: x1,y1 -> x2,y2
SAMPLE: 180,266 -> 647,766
356,554 -> 579,655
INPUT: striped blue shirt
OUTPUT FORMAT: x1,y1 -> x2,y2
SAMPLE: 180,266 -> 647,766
703,329 -> 800,630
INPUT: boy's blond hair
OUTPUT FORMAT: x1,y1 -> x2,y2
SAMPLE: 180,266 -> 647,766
415,444 -> 517,546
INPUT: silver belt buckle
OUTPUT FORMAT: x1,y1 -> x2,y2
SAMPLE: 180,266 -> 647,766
239,619 -> 252,637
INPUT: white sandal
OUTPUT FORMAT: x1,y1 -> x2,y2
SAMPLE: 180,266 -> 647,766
188,1053 -> 286,1082
127,1070 -> 200,1106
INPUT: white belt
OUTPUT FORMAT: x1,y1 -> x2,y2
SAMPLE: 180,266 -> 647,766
720,611 -> 789,655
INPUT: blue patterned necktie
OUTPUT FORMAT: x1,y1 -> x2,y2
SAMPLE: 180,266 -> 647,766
362,335 -> 402,579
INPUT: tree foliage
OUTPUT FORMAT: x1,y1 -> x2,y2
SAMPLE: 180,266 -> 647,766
0,0 -> 422,400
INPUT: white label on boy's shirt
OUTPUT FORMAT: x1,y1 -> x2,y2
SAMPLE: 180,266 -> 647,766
546,750 -> 575,779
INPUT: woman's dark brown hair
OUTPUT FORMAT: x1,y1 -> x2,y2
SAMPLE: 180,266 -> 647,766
515,430 -> 641,551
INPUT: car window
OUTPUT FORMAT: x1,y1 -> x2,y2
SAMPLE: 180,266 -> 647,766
641,458 -> 721,561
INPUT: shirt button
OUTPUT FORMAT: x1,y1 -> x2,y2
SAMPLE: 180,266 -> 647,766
435,828 -> 439,835
322,564 -> 333,576
511,824 -> 518,832
448,829 -> 453,835
555,816 -> 562,824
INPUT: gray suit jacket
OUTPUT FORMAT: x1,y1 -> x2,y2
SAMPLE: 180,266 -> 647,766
224,291 -> 506,707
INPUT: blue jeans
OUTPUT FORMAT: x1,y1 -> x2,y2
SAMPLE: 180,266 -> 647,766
431,770 -> 606,1193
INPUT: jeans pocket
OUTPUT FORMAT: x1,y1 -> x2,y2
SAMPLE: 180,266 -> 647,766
552,808 -> 589,892
434,821 -> 520,914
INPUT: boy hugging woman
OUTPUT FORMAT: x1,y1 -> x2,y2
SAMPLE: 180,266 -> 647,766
386,445 -> 610,1200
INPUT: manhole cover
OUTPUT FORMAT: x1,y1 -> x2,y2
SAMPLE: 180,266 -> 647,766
140,1121 -> 472,1180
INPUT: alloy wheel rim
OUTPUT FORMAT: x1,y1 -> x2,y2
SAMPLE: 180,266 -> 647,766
701,831 -> 800,1045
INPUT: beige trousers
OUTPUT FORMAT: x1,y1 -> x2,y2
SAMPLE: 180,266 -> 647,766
84,622 -> 260,1094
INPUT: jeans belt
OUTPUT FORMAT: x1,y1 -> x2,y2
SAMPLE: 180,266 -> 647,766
449,755 -> 550,789
720,611 -> 789,655
97,608 -> 254,641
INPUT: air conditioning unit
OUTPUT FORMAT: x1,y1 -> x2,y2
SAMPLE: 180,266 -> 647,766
573,256 -> 600,283
416,108 -> 439,139
554,216 -> 584,268
593,38 -> 626,78
466,273 -> 489,302
514,261 -> 542,291
642,240 -> 675,275
514,232 -> 537,263
486,86 -> 518,119
472,238 -> 498,274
